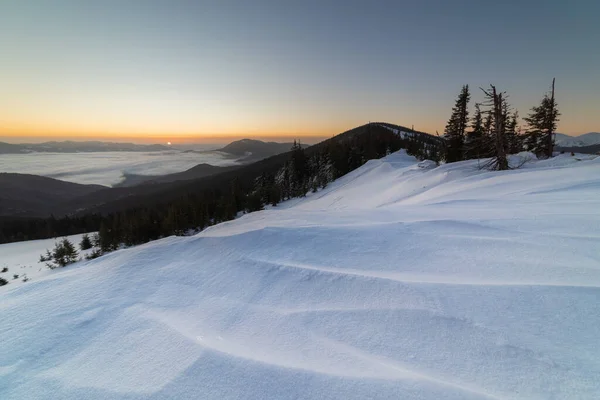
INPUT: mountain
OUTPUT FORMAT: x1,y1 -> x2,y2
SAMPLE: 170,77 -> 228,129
113,163 -> 241,187
0,123 -> 440,237
0,140 -> 172,154
0,174 -> 106,217
72,124 -> 438,217
0,142 -> 25,154
1,151 -> 599,399
217,139 -> 309,163
554,132 -> 600,147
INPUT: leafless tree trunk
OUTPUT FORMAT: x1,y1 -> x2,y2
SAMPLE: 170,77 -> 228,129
492,86 -> 508,170
545,78 -> 556,158
481,85 -> 509,170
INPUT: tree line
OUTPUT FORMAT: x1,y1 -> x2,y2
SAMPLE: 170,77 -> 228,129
1,82 -> 560,253
0,124 -> 442,249
443,79 -> 559,170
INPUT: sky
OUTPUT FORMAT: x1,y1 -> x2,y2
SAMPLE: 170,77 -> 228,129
1,0 -> 599,144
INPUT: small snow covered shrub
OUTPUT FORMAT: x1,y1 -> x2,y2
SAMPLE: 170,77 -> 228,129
0,277 -> 8,286
42,238 -> 79,269
85,249 -> 102,260
39,250 -> 52,263
80,234 -> 93,250
1,267 -> 8,273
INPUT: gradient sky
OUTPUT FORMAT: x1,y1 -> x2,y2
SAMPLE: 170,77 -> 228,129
1,0 -> 599,143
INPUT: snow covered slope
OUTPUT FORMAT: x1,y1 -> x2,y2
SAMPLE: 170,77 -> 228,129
1,152 -> 600,399
0,233 -> 95,287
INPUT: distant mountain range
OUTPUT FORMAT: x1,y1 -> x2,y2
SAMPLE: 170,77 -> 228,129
0,138 -> 313,216
0,141 -> 172,154
113,164 -> 241,187
217,139 -> 307,157
554,132 -> 600,147
0,138 -> 309,158
0,125 -> 423,219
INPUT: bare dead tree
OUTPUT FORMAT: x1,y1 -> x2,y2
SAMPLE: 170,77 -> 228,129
480,85 -> 509,170
544,78 -> 558,158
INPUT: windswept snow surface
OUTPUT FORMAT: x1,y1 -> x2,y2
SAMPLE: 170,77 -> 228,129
2,151 -> 600,399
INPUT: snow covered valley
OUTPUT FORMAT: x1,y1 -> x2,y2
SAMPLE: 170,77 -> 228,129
1,151 -> 599,399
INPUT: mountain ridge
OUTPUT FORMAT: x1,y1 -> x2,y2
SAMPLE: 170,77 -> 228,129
554,132 -> 600,147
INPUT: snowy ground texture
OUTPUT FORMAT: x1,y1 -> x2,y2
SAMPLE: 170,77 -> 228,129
1,151 -> 600,399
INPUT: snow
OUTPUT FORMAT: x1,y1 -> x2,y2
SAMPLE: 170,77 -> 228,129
1,151 -> 600,399
0,233 -> 95,288
377,123 -> 415,139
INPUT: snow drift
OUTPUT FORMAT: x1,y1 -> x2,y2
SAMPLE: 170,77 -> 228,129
1,151 -> 599,399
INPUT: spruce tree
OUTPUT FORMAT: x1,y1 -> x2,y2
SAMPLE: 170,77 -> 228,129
542,78 -> 559,158
465,103 -> 484,159
46,238 -> 79,268
525,79 -> 560,158
98,222 -> 113,253
505,111 -> 521,154
80,233 -> 92,250
444,85 -> 470,162
61,238 -> 79,266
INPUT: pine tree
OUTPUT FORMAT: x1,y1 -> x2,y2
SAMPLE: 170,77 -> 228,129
45,238 -> 79,268
524,79 -> 560,158
524,101 -> 544,155
79,233 -> 92,250
290,140 -> 309,196
61,238 -> 79,266
465,103 -> 484,159
542,78 -> 559,158
444,85 -> 471,162
98,222 -> 113,253
505,111 -> 521,154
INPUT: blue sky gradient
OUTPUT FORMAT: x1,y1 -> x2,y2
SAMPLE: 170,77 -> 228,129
1,0 -> 598,142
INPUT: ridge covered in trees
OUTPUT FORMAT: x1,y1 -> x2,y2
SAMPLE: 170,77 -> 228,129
0,123 -> 441,245
1,80 -> 560,250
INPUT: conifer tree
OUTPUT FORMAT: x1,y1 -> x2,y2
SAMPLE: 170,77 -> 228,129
98,222 -> 113,253
465,103 -> 484,159
444,85 -> 470,162
79,233 -> 92,250
60,238 -> 79,266
45,238 -> 79,269
524,79 -> 560,158
290,140 -> 309,196
505,111 -> 521,154
542,78 -> 559,158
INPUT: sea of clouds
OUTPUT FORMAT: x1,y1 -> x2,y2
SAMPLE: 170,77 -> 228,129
0,150 -> 240,187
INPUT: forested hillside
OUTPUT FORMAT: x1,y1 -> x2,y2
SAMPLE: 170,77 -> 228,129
0,123 -> 440,244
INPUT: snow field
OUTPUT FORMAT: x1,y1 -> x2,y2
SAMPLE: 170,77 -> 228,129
1,151 -> 599,399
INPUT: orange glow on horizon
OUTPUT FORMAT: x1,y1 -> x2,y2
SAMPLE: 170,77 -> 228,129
0,117 -> 359,144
